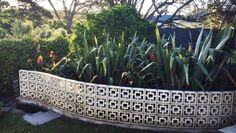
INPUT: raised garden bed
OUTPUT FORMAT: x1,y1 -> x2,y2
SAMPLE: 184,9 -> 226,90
18,70 -> 236,130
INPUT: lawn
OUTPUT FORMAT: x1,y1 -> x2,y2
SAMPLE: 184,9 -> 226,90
0,113 -> 157,133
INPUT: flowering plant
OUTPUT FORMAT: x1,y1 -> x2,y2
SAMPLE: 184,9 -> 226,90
27,36 -> 59,72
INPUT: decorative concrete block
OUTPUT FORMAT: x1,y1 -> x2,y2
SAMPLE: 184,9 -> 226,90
184,91 -> 197,104
19,70 -> 236,129
197,92 -> 210,104
171,91 -> 183,104
157,90 -> 170,103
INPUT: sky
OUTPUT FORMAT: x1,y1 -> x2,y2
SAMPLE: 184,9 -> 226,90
6,0 -> 153,13
5,0 -> 191,15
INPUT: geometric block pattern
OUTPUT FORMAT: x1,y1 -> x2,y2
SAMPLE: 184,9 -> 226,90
19,70 -> 236,129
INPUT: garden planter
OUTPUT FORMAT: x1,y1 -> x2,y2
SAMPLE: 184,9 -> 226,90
18,70 -> 236,131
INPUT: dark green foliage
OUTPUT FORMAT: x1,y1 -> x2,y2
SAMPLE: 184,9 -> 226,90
0,36 -> 70,95
60,33 -> 155,88
57,26 -> 236,91
152,26 -> 235,91
0,1 -> 17,38
46,20 -> 66,30
72,5 -> 155,48
17,0 -> 53,27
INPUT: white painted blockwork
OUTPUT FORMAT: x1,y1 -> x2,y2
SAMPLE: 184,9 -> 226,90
19,70 -> 236,129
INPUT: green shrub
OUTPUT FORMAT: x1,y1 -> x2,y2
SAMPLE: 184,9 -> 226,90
0,36 -> 70,95
46,19 -> 66,30
11,20 -> 33,38
72,5 -> 155,48
32,27 -> 68,39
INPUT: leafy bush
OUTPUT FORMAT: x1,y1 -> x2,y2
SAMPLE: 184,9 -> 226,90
0,28 -> 8,38
72,5 -> 155,48
31,27 -> 68,39
11,20 -> 33,37
46,20 -> 66,30
32,19 -> 67,39
0,36 -> 70,95
57,26 -> 235,91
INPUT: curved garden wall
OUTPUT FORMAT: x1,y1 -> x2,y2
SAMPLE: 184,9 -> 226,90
19,70 -> 236,129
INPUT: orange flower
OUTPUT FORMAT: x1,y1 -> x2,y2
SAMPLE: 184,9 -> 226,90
50,51 -> 55,60
37,55 -> 43,65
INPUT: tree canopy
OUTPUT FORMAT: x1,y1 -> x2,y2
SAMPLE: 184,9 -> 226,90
0,0 -> 17,38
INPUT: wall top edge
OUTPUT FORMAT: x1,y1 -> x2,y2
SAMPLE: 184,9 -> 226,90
19,69 -> 236,93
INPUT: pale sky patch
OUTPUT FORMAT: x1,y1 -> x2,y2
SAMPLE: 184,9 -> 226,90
5,0 -> 195,15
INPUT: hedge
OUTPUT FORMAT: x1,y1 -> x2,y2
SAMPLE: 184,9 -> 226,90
0,36 -> 70,95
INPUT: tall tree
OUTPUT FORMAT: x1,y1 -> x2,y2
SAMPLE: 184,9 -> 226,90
17,0 -> 53,27
149,0 -> 194,24
48,0 -> 60,19
61,0 -> 94,33
207,0 -> 236,26
0,0 -> 9,12
102,0 -> 194,25
103,0 -> 145,13
44,0 -> 95,33
0,0 -> 17,38
188,0 -> 236,28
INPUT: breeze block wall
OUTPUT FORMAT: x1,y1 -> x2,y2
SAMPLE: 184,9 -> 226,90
19,70 -> 236,129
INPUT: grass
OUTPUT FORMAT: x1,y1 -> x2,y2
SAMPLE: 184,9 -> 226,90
0,112 -> 157,133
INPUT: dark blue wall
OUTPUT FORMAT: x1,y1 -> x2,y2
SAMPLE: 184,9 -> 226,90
147,27 -> 236,48
159,28 -> 211,47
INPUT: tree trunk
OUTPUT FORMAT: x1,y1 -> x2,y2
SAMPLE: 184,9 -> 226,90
66,15 -> 73,34
107,0 -> 115,6
138,0 -> 145,14
48,0 -> 60,19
